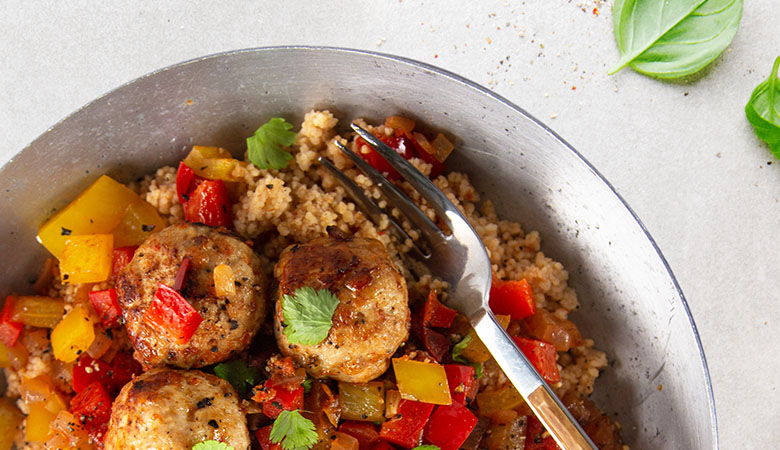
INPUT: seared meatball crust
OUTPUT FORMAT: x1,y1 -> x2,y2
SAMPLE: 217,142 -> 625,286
116,223 -> 266,369
274,231 -> 409,383
104,368 -> 250,450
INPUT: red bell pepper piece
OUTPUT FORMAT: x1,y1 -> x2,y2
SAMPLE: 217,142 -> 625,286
0,296 -> 23,348
399,130 -> 447,178
143,283 -> 203,345
422,402 -> 478,450
73,355 -> 113,393
73,352 -> 141,396
525,415 -> 561,450
444,364 -> 479,405
339,421 -> 381,450
111,246 -> 137,279
369,442 -> 395,450
256,425 -> 282,450
252,377 -> 304,420
108,352 -> 143,393
356,134 -> 416,180
420,290 -> 456,329
512,336 -> 560,384
176,161 -> 204,204
89,289 -> 122,328
70,381 -> 113,445
490,278 -> 537,320
183,179 -> 232,228
420,327 -> 451,363
379,399 -> 435,449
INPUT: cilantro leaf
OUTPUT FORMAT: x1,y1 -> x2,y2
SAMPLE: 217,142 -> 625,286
412,446 -> 440,450
270,410 -> 318,450
302,377 -> 312,394
281,287 -> 339,346
192,440 -> 234,450
213,360 -> 260,397
247,117 -> 297,170
451,333 -> 483,378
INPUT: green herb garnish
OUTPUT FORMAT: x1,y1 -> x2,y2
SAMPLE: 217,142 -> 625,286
412,446 -> 441,450
247,117 -> 297,170
192,440 -> 234,450
452,334 -> 483,378
281,287 -> 339,346
270,410 -> 318,450
746,57 -> 780,159
609,0 -> 743,78
213,360 -> 260,397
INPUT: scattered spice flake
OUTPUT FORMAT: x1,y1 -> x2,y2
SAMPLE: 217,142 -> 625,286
376,38 -> 386,47
486,37 -> 492,44
550,113 -> 558,119
572,86 -> 577,91
434,54 -> 438,59
185,99 -> 194,105
593,7 -> 600,15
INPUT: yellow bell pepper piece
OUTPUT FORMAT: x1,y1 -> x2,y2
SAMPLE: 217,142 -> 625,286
112,200 -> 166,247
59,234 -> 113,284
10,296 -> 65,328
213,264 -> 236,297
458,314 -> 511,363
183,146 -> 241,181
0,342 -> 8,369
476,385 -> 526,415
51,305 -> 95,363
0,398 -> 23,450
44,391 -> 67,415
37,175 -> 139,258
338,381 -> 385,422
392,358 -> 451,405
25,402 -> 55,442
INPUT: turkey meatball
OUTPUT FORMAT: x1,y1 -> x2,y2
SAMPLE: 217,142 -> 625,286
116,224 -> 266,369
274,229 -> 409,383
104,368 -> 250,450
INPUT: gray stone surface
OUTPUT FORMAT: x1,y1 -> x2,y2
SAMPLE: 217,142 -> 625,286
1,1 -> 776,448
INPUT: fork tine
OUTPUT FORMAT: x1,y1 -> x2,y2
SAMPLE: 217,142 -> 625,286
334,139 -> 446,246
350,123 -> 456,231
318,156 -> 428,261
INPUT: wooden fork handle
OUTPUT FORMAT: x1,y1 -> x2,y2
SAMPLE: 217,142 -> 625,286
528,386 -> 596,449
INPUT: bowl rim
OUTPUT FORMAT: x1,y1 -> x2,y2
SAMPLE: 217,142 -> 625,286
2,45 -> 718,448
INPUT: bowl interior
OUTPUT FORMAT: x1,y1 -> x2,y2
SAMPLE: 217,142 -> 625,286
0,47 -> 715,449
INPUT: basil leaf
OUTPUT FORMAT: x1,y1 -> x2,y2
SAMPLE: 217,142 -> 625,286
746,57 -> 780,159
609,0 -> 743,79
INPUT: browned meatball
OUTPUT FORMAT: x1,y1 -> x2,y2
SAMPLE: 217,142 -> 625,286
104,368 -> 250,450
116,224 -> 266,369
274,230 -> 409,383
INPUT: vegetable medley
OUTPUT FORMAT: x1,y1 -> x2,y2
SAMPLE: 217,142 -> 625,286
0,113 -> 624,450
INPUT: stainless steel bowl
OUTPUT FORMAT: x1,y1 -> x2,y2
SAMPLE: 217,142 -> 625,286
0,47 -> 716,449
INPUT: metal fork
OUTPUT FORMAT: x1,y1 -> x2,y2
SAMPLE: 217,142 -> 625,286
319,123 -> 598,450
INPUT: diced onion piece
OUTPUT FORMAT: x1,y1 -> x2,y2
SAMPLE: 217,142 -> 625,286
10,296 -> 65,328
339,381 -> 385,422
37,175 -> 140,258
213,264 -> 237,297
0,398 -> 23,450
25,402 -> 55,442
431,133 -> 454,162
6,343 -> 28,370
523,309 -> 583,352
384,389 -> 402,419
385,116 -> 416,133
51,305 -> 95,363
413,132 -> 435,156
392,358 -> 451,405
86,324 -> 113,360
484,415 -> 527,450
331,431 -> 360,450
32,258 -> 57,295
49,410 -> 90,446
44,391 -> 67,415
59,234 -> 114,284
20,376 -> 53,405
